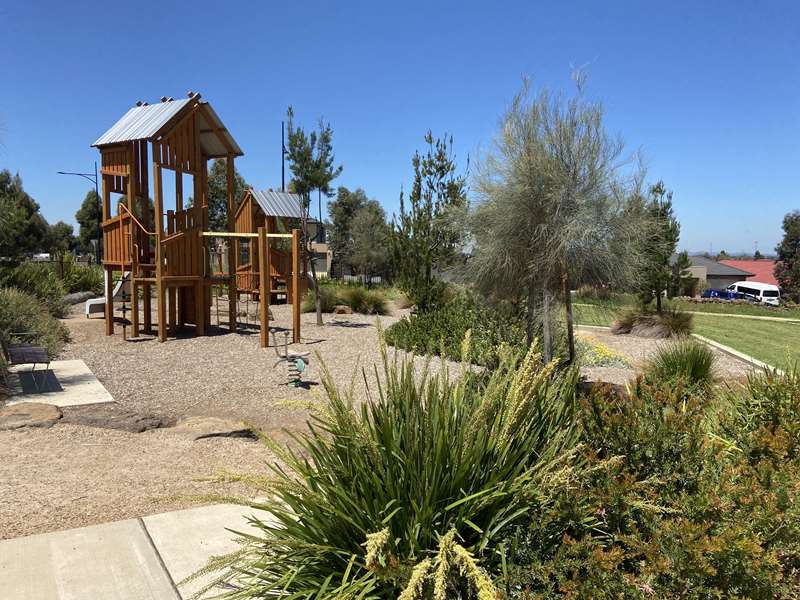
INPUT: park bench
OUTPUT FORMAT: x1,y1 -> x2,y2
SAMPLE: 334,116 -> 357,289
1,332 -> 51,392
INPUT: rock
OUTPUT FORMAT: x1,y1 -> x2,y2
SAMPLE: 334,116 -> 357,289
0,403 -> 62,430
170,416 -> 255,441
61,403 -> 163,433
333,305 -> 352,315
578,371 -> 631,399
64,291 -> 97,305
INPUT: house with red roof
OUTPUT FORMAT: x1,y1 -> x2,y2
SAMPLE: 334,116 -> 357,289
719,259 -> 779,286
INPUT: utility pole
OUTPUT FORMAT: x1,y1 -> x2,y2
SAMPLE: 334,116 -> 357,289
281,121 -> 286,192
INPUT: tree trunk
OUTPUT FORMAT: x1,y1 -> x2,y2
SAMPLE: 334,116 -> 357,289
526,285 -> 537,348
309,252 -> 323,326
656,289 -> 662,314
563,271 -> 575,365
543,289 -> 552,362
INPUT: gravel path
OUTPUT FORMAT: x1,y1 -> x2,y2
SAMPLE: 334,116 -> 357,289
578,326 -> 756,385
60,303 -> 409,430
1,302 -> 461,539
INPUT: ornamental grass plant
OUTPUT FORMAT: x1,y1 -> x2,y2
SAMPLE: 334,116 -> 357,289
194,338 -> 581,599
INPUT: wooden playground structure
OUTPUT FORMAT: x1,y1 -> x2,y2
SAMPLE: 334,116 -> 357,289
93,92 -> 303,346
233,188 -> 309,304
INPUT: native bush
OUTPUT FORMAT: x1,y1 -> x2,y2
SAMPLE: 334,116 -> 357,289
643,339 -> 716,389
611,305 -> 692,338
301,286 -> 339,313
503,375 -> 800,598
57,255 -> 104,294
0,287 -> 70,358
201,341 -> 581,598
384,292 -> 529,368
1,261 -> 67,317
301,284 -> 389,315
338,287 -> 389,315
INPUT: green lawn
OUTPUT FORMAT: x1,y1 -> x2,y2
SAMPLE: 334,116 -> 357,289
671,299 -> 800,320
692,314 -> 800,368
573,303 -> 800,369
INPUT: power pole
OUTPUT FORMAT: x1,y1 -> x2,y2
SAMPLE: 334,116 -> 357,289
281,121 -> 286,192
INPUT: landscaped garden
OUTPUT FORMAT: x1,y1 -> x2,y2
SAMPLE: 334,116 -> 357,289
2,67 -> 800,600
573,294 -> 800,368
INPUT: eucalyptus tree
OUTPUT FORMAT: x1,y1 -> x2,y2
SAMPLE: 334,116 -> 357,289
285,107 -> 343,325
470,79 -> 645,361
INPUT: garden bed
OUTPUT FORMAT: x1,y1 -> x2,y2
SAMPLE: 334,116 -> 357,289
577,326 -> 755,385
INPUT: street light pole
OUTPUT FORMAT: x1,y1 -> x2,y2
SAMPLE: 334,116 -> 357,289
57,162 -> 101,265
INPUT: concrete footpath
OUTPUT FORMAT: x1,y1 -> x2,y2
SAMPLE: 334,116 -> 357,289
0,504 -> 266,600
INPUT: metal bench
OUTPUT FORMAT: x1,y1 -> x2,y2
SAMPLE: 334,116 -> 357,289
1,332 -> 51,392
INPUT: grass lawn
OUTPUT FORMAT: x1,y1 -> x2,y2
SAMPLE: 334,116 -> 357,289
692,314 -> 800,368
573,303 -> 800,368
671,299 -> 800,320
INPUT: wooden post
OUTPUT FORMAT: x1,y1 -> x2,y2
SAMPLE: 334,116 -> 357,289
292,228 -> 301,344
143,284 -> 152,332
153,151 -> 167,343
195,282 -> 206,335
101,174 -> 110,222
167,210 -> 176,334
131,281 -> 139,337
258,226 -> 269,348
175,168 -> 183,212
226,156 -> 237,332
104,266 -> 114,336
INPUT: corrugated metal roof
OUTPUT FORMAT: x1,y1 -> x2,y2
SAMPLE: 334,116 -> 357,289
93,99 -> 191,147
251,189 -> 304,218
92,97 -> 243,158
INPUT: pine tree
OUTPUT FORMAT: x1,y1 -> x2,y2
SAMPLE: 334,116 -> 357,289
636,181 -> 680,313
285,107 -> 343,325
389,132 -> 467,311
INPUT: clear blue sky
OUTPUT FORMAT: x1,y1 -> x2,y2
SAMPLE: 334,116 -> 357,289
2,1 -> 798,255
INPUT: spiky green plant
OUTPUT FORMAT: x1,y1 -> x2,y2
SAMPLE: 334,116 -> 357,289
644,339 -> 716,388
196,339 -> 582,598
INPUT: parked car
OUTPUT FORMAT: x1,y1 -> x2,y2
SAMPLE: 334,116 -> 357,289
726,281 -> 781,307
702,288 -> 753,301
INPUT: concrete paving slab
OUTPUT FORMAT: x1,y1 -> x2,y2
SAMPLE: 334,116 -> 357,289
7,359 -> 114,407
142,504 -> 266,600
0,518 -> 179,600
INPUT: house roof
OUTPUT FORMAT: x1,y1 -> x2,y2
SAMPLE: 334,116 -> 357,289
92,96 -> 243,158
684,255 -> 755,277
719,259 -> 778,285
251,189 -> 304,219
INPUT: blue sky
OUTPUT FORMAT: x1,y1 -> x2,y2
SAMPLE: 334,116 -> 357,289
2,1 -> 798,254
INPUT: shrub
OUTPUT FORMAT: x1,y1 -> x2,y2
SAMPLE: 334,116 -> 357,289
363,290 -> 389,315
57,256 -> 103,294
722,366 -> 800,464
0,287 -> 70,359
611,306 -> 692,338
206,344 -> 580,598
384,293 -> 530,368
301,286 -> 339,313
575,334 -> 630,367
301,285 -> 389,315
575,284 -> 616,301
506,376 -> 800,598
644,339 -> 716,389
1,261 -> 68,317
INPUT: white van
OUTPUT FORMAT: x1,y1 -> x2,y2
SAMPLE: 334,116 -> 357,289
727,281 -> 781,306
